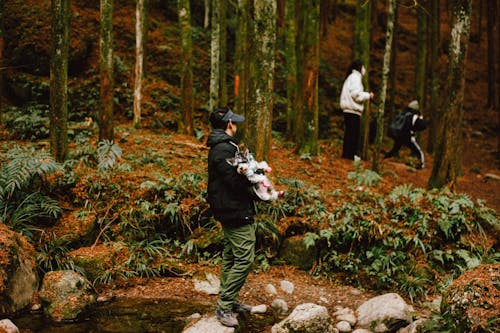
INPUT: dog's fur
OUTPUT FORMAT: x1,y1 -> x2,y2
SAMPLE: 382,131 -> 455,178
226,148 -> 283,201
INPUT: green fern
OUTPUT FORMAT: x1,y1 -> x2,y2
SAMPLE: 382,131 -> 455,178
97,140 -> 122,171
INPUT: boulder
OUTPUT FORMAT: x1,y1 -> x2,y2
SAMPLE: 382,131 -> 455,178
356,293 -> 413,332
193,272 -> 220,295
272,303 -> 335,333
182,314 -> 235,333
0,319 -> 19,333
0,223 -> 38,315
38,270 -> 97,322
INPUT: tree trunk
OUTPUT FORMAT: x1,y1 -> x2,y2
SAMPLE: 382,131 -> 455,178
387,2 -> 398,122
416,0 -> 427,113
354,0 -> 371,159
50,0 -> 70,162
99,0 -> 114,141
372,0 -> 396,172
487,0 -> 497,108
219,0 -> 228,107
285,0 -> 297,141
204,0 -> 210,29
295,0 -> 320,156
133,0 -> 147,128
234,0 -> 249,116
246,0 -> 276,160
497,0 -> 500,168
178,0 -> 193,136
0,0 -> 4,126
209,0 -> 220,113
427,0 -> 440,153
428,0 -> 472,189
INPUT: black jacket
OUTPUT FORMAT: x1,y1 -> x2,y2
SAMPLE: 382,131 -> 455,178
206,129 -> 254,226
400,107 -> 427,142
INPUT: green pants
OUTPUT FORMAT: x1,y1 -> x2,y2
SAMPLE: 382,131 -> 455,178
217,222 -> 256,312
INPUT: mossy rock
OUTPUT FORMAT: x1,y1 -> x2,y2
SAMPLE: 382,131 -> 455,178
69,243 -> 128,282
278,235 -> 316,270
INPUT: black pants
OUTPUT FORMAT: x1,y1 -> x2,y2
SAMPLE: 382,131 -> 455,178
342,112 -> 361,160
385,136 -> 425,167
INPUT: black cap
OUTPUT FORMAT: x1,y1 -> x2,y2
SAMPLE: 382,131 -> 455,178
222,109 -> 245,123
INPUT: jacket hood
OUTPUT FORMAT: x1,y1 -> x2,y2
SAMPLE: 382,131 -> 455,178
206,129 -> 236,148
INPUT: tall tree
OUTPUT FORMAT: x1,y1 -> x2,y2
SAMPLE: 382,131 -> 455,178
133,0 -> 147,128
295,0 -> 320,156
285,0 -> 298,141
354,0 -> 371,159
246,0 -> 276,160
209,0 -> 221,113
178,0 -> 193,135
219,0 -> 228,107
204,0 -> 209,28
99,0 -> 114,141
234,0 -> 249,116
387,3 -> 399,121
497,0 -> 500,168
0,0 -> 4,125
487,0 -> 497,108
50,0 -> 70,162
428,0 -> 472,189
416,0 -> 427,112
372,0 -> 396,172
427,0 -> 440,153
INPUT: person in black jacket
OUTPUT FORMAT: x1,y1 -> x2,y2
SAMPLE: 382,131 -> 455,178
384,100 -> 427,169
207,106 -> 256,327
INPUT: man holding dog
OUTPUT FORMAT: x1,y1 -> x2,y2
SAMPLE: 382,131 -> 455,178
206,106 -> 256,327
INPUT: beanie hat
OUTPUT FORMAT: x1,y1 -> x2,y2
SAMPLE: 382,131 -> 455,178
408,100 -> 419,111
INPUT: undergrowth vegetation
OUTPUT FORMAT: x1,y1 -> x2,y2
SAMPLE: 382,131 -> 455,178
1,140 -> 499,331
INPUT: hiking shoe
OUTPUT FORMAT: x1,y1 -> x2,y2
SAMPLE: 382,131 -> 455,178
216,307 -> 238,327
233,302 -> 253,313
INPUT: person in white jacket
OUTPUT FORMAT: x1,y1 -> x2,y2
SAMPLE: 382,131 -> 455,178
339,59 -> 374,160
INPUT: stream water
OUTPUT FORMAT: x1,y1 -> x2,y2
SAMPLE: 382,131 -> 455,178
12,298 -> 213,333
12,298 -> 276,332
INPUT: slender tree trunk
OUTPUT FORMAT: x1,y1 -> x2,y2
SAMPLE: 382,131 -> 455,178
372,0 -> 396,172
487,0 -> 497,108
427,0 -> 440,153
416,0 -> 427,112
219,0 -> 228,107
0,0 -> 4,126
133,0 -> 147,128
50,0 -> 70,162
234,0 -> 249,116
209,0 -> 220,113
285,0 -> 297,141
428,0 -> 472,189
295,0 -> 320,156
354,0 -> 371,159
388,2 -> 398,121
477,0 -> 483,45
204,0 -> 210,29
99,0 -> 114,141
497,0 -> 500,167
178,0 -> 193,136
247,0 -> 276,160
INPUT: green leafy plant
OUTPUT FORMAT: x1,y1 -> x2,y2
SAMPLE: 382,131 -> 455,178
1,103 -> 50,141
37,232 -> 84,276
347,158 -> 382,187
97,140 -> 123,172
0,146 -> 62,236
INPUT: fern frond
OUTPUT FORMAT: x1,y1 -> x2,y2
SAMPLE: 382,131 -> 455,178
97,140 -> 122,171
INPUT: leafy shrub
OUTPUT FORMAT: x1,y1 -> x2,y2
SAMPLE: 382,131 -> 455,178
0,146 -> 62,236
1,103 -> 50,141
37,232 -> 84,276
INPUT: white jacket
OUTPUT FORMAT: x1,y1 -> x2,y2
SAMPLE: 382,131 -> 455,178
340,70 -> 371,116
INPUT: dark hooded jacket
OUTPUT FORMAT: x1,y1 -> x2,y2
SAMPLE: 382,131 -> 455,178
206,129 -> 255,226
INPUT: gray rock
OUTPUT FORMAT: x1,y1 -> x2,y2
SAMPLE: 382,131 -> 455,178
352,329 -> 373,333
39,270 -> 97,322
193,273 -> 220,295
0,223 -> 39,315
280,280 -> 295,294
0,319 -> 20,333
356,293 -> 413,332
251,304 -> 268,314
271,298 -> 288,315
333,307 -> 356,326
336,320 -> 352,332
265,284 -> 278,296
182,314 -> 235,333
272,303 -> 335,333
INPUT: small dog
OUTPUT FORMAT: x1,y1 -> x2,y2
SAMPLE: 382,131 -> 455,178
226,148 -> 284,201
